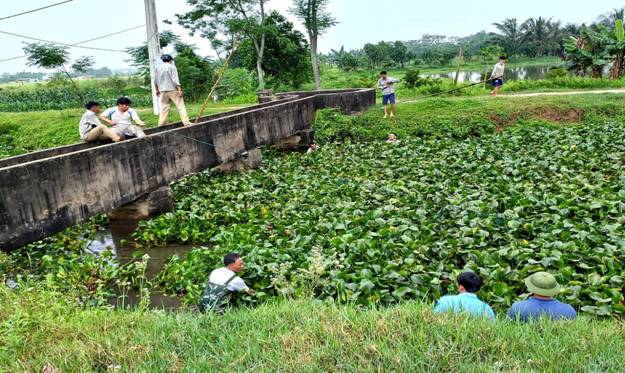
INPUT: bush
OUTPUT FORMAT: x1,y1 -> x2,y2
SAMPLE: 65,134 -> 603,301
216,68 -> 256,99
545,67 -> 568,80
404,69 -> 420,88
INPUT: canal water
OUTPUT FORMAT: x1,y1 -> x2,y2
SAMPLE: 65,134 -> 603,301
86,225 -> 197,310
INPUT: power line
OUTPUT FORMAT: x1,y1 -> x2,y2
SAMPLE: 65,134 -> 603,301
0,29 -> 129,52
0,0 -> 74,22
0,25 -> 145,62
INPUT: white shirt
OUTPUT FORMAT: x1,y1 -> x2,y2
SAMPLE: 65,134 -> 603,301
79,110 -> 102,140
155,63 -> 181,92
377,77 -> 399,95
102,106 -> 145,136
491,62 -> 505,79
208,267 -> 249,292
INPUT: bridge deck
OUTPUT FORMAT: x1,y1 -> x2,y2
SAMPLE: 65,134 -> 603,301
0,89 -> 375,250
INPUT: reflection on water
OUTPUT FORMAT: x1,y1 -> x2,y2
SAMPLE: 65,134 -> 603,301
424,65 -> 555,83
86,225 -> 197,310
422,64 -> 611,83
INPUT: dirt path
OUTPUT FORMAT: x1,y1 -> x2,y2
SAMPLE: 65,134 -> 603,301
501,89 -> 625,98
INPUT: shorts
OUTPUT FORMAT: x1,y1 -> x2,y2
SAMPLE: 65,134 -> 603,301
492,79 -> 504,87
382,93 -> 396,105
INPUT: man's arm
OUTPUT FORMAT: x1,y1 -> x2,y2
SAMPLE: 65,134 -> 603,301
99,109 -> 116,126
171,67 -> 182,94
129,109 -> 146,127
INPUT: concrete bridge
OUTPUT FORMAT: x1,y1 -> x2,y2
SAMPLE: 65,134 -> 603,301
0,89 -> 376,250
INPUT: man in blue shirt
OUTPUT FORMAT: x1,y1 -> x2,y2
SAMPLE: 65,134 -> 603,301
434,271 -> 495,319
507,272 -> 577,322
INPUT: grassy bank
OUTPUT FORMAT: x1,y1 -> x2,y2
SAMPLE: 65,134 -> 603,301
0,102 -> 252,159
1,285 -> 624,372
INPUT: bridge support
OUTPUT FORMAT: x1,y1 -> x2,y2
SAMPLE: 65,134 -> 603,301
108,186 -> 173,232
215,148 -> 263,172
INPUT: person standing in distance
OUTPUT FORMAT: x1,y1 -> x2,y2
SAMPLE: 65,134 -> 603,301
490,56 -> 506,96
155,54 -> 191,126
377,71 -> 400,118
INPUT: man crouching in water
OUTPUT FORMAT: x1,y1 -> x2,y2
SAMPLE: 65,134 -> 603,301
199,253 -> 255,313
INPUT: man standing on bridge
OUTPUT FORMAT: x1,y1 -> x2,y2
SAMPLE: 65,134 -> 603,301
155,54 -> 191,126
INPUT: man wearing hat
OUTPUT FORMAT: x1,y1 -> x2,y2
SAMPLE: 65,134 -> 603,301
155,54 -> 191,126
507,272 -> 577,322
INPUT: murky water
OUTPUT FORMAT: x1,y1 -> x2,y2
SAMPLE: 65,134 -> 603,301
86,225 -> 197,310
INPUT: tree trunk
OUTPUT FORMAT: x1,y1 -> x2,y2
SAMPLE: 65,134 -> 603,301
309,34 -> 321,90
609,50 -> 624,79
256,57 -> 265,90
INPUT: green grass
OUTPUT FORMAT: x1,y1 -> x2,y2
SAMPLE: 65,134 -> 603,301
1,285 -> 624,372
0,102 -> 252,159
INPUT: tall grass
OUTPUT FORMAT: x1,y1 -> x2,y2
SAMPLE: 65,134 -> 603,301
1,284 -> 623,372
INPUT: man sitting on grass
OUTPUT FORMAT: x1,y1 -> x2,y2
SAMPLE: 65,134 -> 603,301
199,253 -> 254,313
434,271 -> 495,319
377,71 -> 400,118
507,272 -> 577,322
99,97 -> 147,139
79,101 -> 122,143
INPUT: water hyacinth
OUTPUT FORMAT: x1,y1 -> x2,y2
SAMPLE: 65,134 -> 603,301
147,113 -> 625,315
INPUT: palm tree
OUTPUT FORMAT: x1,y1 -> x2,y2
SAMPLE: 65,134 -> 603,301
597,7 -> 625,27
493,18 -> 522,57
522,17 -> 552,57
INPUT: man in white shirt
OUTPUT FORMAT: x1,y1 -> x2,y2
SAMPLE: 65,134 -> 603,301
490,56 -> 506,96
99,97 -> 147,139
155,54 -> 191,126
200,253 -> 254,312
377,71 -> 400,118
79,101 -> 122,142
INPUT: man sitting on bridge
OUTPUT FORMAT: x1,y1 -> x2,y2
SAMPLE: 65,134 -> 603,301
199,253 -> 255,313
79,101 -> 122,143
99,97 -> 147,139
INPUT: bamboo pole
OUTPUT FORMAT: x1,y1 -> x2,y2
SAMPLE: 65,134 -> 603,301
194,39 -> 239,125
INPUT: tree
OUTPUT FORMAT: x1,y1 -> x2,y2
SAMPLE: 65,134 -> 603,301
363,42 -> 392,68
390,41 -> 408,67
598,7 -> 625,27
521,17 -> 552,57
290,0 -> 337,90
234,11 -> 312,89
564,24 -> 610,78
23,43 -> 94,106
127,31 -> 216,99
493,18 -> 522,56
126,30 -> 181,80
607,19 -> 625,79
175,0 -> 269,89
329,46 -> 360,71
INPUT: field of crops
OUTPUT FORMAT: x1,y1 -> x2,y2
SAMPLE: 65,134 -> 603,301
122,101 -> 625,316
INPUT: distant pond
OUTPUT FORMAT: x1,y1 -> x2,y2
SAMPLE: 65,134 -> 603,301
424,65 -> 610,83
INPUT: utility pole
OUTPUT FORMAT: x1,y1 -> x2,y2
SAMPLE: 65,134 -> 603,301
144,0 -> 160,115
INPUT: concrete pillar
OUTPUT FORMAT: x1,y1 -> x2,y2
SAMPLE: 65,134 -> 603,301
257,89 -> 274,103
108,186 -> 173,233
215,148 -> 262,172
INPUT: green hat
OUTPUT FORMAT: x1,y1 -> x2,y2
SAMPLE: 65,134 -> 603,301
525,272 -> 561,297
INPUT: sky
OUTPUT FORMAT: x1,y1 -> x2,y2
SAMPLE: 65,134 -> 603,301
0,0 -> 622,73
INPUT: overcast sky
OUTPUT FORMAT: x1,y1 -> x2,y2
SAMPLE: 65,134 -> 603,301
0,0 -> 622,73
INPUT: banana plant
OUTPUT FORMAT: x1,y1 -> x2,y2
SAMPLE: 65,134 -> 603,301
564,24 -> 611,78
608,19 -> 625,79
